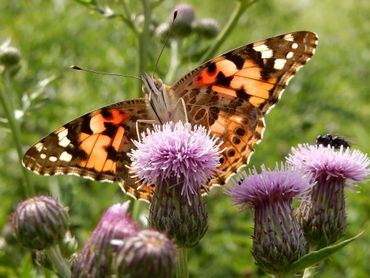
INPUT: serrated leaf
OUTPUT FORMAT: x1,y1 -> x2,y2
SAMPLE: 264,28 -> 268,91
286,231 -> 364,275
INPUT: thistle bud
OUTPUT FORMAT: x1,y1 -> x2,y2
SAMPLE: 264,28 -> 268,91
2,223 -> 17,245
72,202 -> 141,278
12,196 -> 68,250
0,40 -> 21,74
171,3 -> 195,37
115,230 -> 176,278
0,46 -> 20,67
155,22 -> 171,40
193,18 -> 220,38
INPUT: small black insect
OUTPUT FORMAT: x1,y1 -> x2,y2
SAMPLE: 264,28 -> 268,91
316,134 -> 350,149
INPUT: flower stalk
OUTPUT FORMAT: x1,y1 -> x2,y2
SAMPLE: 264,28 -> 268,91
0,76 -> 34,196
165,39 -> 180,83
45,245 -> 71,278
176,247 -> 189,278
137,0 -> 152,97
200,0 -> 258,62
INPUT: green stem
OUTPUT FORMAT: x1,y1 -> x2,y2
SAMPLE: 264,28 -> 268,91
0,74 -> 34,196
200,0 -> 258,62
46,245 -> 71,278
176,247 -> 189,278
165,39 -> 179,83
119,0 -> 139,35
135,0 -> 151,98
131,199 -> 144,221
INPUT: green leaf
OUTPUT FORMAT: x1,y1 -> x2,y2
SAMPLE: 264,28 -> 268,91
286,232 -> 364,275
18,254 -> 37,278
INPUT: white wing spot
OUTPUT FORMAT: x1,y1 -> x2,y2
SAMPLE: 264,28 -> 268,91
59,137 -> 71,147
292,43 -> 299,49
253,44 -> 273,59
40,153 -> 47,159
284,33 -> 294,41
286,51 -> 294,59
35,143 -> 44,152
60,151 -> 72,162
49,156 -> 58,162
274,59 -> 287,70
57,128 -> 68,139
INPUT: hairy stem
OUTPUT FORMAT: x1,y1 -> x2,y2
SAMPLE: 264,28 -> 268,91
46,245 -> 71,278
165,39 -> 179,83
136,0 -> 151,97
200,0 -> 258,62
0,73 -> 34,196
176,247 -> 189,278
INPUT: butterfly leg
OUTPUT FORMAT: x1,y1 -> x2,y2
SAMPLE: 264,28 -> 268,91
135,119 -> 157,142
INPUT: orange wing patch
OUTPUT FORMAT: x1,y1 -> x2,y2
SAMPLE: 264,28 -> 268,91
195,57 -> 276,104
77,109 -> 132,174
22,99 -> 150,184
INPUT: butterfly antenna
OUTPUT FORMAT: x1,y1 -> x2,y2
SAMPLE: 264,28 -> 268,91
70,65 -> 142,81
153,10 -> 178,77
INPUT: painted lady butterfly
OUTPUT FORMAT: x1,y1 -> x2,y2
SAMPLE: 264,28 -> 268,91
23,31 -> 318,201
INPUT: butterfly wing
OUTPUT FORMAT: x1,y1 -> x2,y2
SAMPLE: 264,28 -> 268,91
23,98 -> 156,200
170,31 -> 318,188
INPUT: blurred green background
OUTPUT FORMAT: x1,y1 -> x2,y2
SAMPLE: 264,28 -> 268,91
1,0 -> 369,277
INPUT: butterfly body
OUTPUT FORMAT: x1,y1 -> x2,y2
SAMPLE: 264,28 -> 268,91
23,31 -> 318,201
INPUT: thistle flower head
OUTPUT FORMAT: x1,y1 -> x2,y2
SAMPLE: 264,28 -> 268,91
72,202 -> 141,277
229,165 -> 310,275
231,165 -> 312,209
287,144 -> 370,247
12,195 -> 68,250
287,144 -> 369,185
129,121 -> 221,200
115,230 -> 176,278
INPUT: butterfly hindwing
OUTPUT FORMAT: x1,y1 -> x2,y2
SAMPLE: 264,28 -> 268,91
170,31 -> 318,188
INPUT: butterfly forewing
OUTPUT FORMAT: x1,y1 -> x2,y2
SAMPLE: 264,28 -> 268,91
170,31 -> 318,188
22,99 -> 153,193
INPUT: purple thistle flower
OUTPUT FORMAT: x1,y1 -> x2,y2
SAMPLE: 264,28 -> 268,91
287,144 -> 370,248
114,230 -> 176,278
130,121 -> 221,247
287,144 -> 369,185
72,202 -> 141,278
129,121 -> 221,201
231,165 -> 312,208
230,165 -> 311,275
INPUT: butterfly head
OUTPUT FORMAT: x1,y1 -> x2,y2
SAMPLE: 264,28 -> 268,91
141,73 -> 172,123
